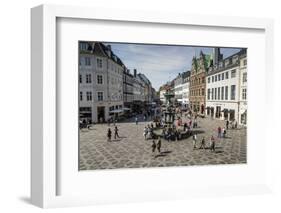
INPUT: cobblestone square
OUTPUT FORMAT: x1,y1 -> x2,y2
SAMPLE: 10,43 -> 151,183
79,116 -> 246,170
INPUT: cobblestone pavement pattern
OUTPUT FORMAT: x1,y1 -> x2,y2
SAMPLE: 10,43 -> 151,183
79,116 -> 247,170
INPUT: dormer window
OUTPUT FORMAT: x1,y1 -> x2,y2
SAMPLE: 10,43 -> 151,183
106,50 -> 111,57
79,42 -> 88,51
233,55 -> 239,64
225,59 -> 229,66
113,56 -> 117,62
229,58 -> 232,65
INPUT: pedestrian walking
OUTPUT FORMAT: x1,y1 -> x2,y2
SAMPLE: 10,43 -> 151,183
143,126 -> 148,140
157,137 -> 162,153
226,120 -> 229,129
175,129 -> 179,141
82,119 -> 87,128
114,126 -> 119,139
194,118 -> 198,128
183,122 -> 187,131
192,133 -> 197,150
151,140 -> 156,155
217,126 -> 222,138
135,116 -> 138,125
107,128 -> 112,142
223,128 -> 227,138
162,128 -> 166,139
222,127 -> 225,138
87,120 -> 91,130
199,137 -> 206,149
167,129 -> 171,142
210,136 -> 216,152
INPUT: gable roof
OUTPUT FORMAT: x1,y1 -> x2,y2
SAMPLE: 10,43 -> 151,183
192,53 -> 212,72
99,42 -> 125,67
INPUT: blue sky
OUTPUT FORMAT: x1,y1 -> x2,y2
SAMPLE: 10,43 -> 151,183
105,42 -> 241,91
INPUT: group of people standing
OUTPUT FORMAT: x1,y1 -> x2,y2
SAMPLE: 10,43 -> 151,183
143,123 -> 155,140
217,126 -> 227,138
226,119 -> 238,129
192,134 -> 216,152
107,125 -> 120,142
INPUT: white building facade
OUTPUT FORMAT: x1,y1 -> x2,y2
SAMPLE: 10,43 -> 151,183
79,42 -> 124,123
205,49 -> 247,125
174,74 -> 183,103
239,54 -> 247,126
181,71 -> 191,107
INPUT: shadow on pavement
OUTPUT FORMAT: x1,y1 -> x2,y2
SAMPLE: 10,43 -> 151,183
154,150 -> 173,158
192,130 -> 205,135
155,153 -> 166,158
161,151 -> 172,154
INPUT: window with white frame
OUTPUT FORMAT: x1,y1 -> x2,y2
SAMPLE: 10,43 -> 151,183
79,42 -> 88,51
97,58 -> 103,68
85,57 -> 91,66
222,72 -> 224,80
97,75 -> 103,84
231,85 -> 236,100
225,71 -> 229,79
242,88 -> 247,100
231,69 -> 236,78
79,74 -> 82,83
225,86 -> 228,100
86,74 -> 91,83
97,92 -> 103,101
80,91 -> 83,101
215,88 -> 217,100
243,59 -> 247,66
86,91 -> 92,101
243,72 -> 247,83
221,87 -> 224,100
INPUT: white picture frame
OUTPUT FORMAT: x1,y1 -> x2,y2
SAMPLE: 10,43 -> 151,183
31,4 -> 274,208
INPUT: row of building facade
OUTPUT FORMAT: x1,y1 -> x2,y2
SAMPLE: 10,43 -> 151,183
79,42 -> 158,123
159,48 -> 247,126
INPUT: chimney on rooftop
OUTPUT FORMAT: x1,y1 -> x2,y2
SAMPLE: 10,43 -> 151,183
134,69 -> 137,77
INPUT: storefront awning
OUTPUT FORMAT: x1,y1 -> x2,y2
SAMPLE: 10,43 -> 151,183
109,109 -> 123,113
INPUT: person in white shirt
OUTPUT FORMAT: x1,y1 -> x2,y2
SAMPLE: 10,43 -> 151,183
192,133 -> 197,150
